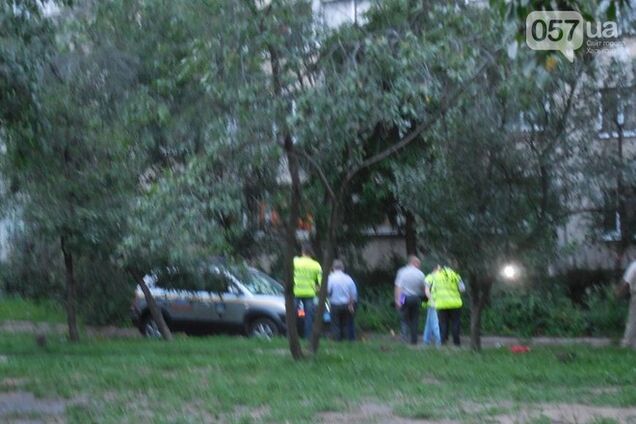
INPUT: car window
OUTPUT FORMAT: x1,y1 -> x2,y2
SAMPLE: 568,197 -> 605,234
234,268 -> 284,295
207,270 -> 233,293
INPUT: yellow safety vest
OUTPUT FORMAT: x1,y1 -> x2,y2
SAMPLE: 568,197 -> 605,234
430,267 -> 463,310
293,256 -> 322,298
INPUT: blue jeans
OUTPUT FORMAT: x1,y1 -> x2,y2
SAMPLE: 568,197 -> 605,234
423,307 -> 441,347
296,297 -> 315,339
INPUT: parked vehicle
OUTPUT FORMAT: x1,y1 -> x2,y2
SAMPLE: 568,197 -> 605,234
131,265 -> 288,338
131,264 -> 330,339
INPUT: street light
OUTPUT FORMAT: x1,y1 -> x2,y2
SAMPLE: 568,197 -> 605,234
501,264 -> 519,280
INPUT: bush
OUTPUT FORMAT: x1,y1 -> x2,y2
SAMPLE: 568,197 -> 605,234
481,288 -> 586,337
582,285 -> 628,337
0,295 -> 65,322
355,286 -> 399,332
354,284 -> 629,338
2,234 -> 135,326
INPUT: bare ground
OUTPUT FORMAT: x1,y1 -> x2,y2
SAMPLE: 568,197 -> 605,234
319,400 -> 636,424
0,320 -> 139,338
0,390 -> 82,424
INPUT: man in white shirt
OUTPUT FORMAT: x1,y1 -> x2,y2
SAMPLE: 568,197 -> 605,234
618,260 -> 636,349
327,259 -> 357,341
394,256 -> 426,344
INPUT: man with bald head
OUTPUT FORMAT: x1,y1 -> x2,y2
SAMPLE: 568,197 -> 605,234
394,255 -> 426,344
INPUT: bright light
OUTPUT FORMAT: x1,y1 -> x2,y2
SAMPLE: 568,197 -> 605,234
501,264 -> 519,280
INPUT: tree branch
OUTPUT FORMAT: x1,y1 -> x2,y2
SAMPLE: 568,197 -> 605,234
343,49 -> 501,188
292,149 -> 337,201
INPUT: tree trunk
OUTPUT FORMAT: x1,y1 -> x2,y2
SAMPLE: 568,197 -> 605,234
269,42 -> 304,360
309,202 -> 341,354
60,235 -> 80,342
468,275 -> 491,352
404,209 -> 417,255
283,143 -> 304,360
129,268 -> 173,341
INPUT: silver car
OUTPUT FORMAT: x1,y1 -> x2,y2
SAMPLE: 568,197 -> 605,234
130,265 -> 288,338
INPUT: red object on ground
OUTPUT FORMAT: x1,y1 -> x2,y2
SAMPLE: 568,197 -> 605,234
509,345 -> 530,353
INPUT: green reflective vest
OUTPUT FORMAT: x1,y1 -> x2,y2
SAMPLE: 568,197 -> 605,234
430,267 -> 463,310
293,256 -> 322,298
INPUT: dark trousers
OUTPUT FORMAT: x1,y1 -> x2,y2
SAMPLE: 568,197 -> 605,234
400,296 -> 421,345
438,308 -> 461,346
296,297 -> 315,339
347,302 -> 356,341
330,304 -> 351,341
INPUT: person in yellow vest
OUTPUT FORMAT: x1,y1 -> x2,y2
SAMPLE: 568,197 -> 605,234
293,244 -> 322,339
431,265 -> 465,346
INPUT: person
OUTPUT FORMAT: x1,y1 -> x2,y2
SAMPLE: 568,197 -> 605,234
432,265 -> 465,346
327,259 -> 357,341
293,244 -> 322,339
394,256 -> 426,344
422,266 -> 442,347
617,260 -> 636,349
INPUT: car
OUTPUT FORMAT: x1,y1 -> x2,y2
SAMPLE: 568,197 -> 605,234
131,264 -> 289,338
130,264 -> 330,339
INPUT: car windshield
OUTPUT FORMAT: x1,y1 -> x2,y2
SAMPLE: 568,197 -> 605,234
234,268 -> 283,295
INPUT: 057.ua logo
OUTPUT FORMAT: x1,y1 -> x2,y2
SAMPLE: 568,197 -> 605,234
526,11 -> 618,62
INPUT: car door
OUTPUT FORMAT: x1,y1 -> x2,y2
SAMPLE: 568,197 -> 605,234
148,275 -> 198,323
217,277 -> 248,330
192,269 -> 245,331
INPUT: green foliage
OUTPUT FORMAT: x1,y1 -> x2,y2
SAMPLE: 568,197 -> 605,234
482,288 -> 586,337
0,232 -> 134,326
0,233 -> 65,301
582,285 -> 629,337
356,287 -> 399,332
0,296 -> 65,323
481,285 -> 628,337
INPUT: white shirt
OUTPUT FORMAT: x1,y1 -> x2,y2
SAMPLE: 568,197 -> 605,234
395,265 -> 425,297
624,261 -> 636,294
327,270 -> 356,306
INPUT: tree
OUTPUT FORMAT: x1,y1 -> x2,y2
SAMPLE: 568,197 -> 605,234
288,0 -> 509,354
393,46 -> 594,350
181,0 -> 508,357
3,40 -> 138,341
83,0 -> 267,340
2,50 -> 134,341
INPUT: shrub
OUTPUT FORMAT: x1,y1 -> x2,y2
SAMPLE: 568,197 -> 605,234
355,286 -> 400,332
2,234 -> 135,326
582,285 -> 628,337
481,288 -> 586,337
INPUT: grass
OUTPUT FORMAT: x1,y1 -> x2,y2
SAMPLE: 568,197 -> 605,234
0,334 -> 635,423
0,296 -> 65,323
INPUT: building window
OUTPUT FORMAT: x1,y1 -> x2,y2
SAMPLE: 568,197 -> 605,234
600,87 -> 636,136
602,186 -> 636,241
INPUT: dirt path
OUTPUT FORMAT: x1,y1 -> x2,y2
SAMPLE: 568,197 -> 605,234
319,400 -> 636,424
0,321 -> 616,347
0,320 -> 139,338
362,332 -> 615,348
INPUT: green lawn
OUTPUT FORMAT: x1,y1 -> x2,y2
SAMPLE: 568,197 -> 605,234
0,296 -> 65,323
0,334 -> 635,423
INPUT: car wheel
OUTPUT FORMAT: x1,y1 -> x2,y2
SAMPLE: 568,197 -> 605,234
140,314 -> 162,338
248,317 -> 279,339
